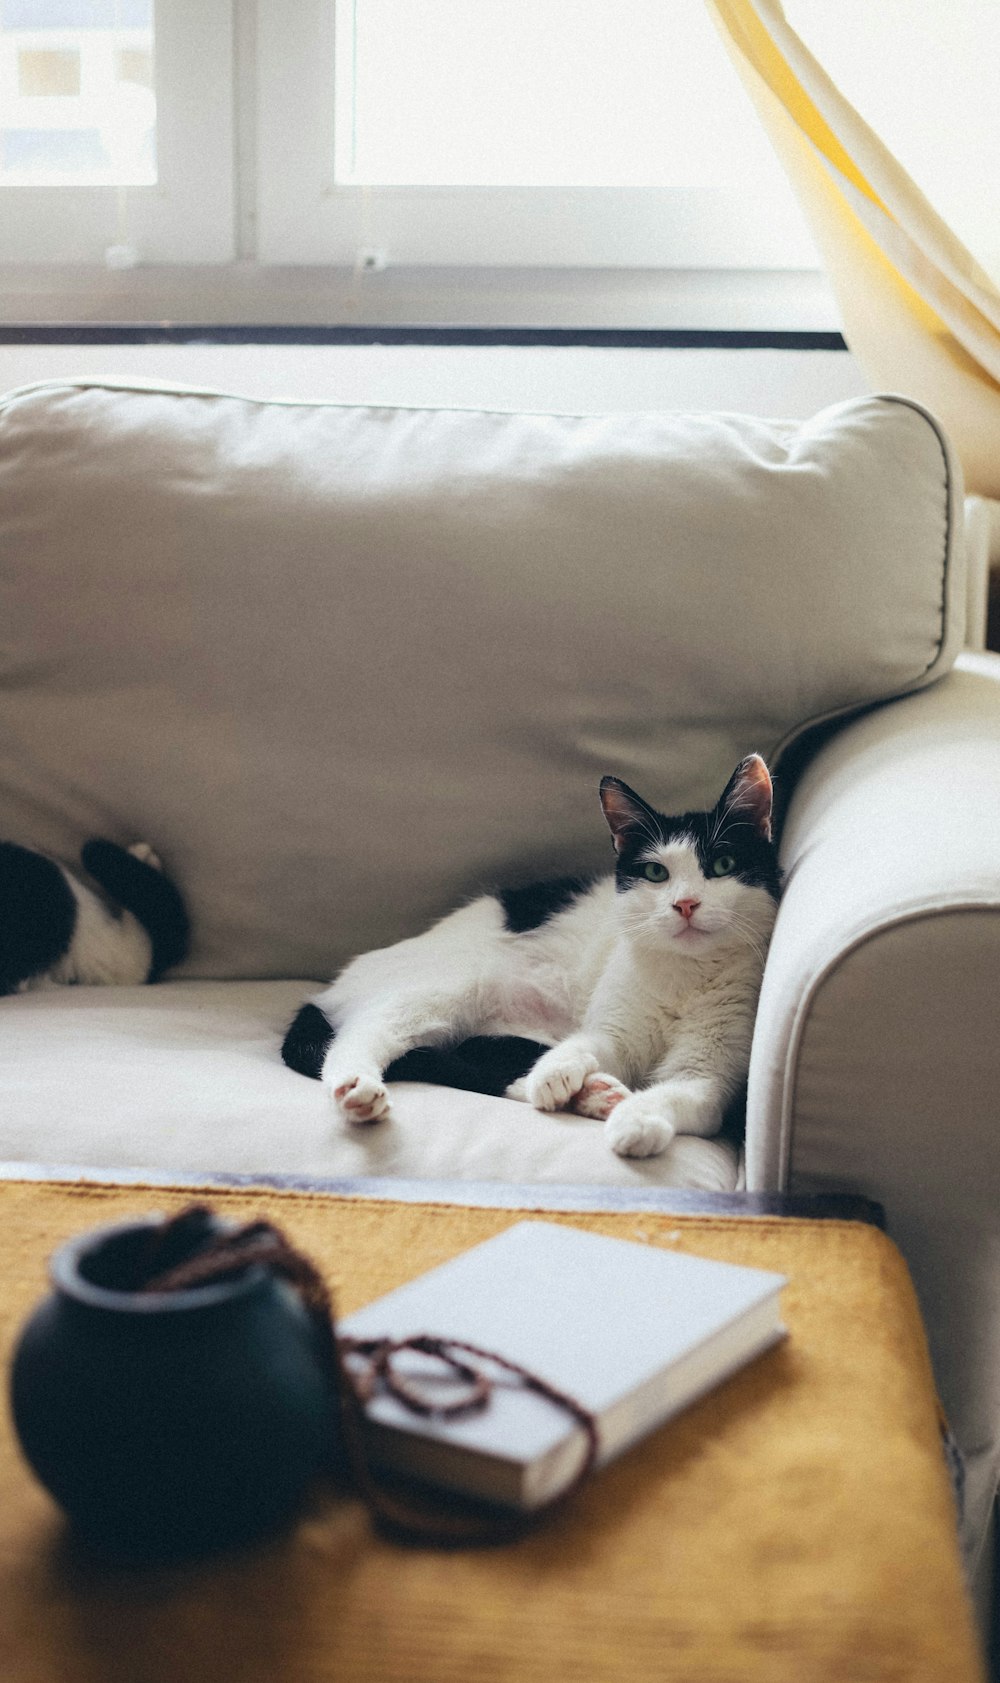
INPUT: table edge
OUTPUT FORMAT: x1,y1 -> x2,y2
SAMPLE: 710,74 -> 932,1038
0,1162 -> 885,1226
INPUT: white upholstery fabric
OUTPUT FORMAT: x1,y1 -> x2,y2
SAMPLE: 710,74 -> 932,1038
748,650 -> 1000,1196
0,979 -> 738,1191
0,381 -> 964,982
746,649 -> 1000,1582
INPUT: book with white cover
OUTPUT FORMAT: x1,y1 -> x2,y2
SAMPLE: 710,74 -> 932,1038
340,1220 -> 786,1510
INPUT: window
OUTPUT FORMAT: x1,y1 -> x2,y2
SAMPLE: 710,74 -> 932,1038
336,0 -> 787,191
23,1 -> 957,327
3,0 -> 990,326
255,0 -> 819,270
0,0 -> 232,264
1,0 -> 155,187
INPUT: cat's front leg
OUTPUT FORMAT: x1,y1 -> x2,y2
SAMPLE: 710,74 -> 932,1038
521,957 -> 631,1112
507,1066 -> 631,1119
604,1075 -> 722,1159
523,1035 -> 615,1112
570,1072 -> 632,1121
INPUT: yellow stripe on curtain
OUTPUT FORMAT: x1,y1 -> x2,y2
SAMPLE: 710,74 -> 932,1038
705,0 -> 1000,498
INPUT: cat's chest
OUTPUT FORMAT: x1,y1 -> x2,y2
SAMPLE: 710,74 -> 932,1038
600,943 -> 759,1044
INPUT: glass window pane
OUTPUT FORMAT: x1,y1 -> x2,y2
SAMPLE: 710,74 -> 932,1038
0,0 -> 155,184
335,0 -> 795,201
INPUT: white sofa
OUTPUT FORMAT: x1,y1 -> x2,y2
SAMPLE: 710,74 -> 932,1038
2,378 -> 999,1608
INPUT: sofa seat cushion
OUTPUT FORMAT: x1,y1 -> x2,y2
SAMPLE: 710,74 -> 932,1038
0,381 -> 964,982
0,982 -> 739,1191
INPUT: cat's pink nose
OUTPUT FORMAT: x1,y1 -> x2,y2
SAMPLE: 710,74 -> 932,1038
674,897 -> 701,921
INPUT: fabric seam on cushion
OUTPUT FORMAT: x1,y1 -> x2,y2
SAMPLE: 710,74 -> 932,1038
770,394 -> 957,768
775,901 -> 1000,1192
881,394 -> 952,680
0,375 -> 829,426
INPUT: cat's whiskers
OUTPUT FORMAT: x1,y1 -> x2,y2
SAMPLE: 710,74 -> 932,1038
627,903 -> 669,938
724,909 -> 770,970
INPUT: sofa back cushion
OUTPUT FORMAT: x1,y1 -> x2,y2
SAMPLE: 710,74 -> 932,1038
0,381 -> 964,980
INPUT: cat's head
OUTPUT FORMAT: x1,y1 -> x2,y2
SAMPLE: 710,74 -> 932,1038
599,756 -> 781,962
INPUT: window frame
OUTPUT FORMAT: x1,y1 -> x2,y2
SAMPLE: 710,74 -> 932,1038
253,0 -> 819,272
0,0 -> 235,265
0,0 -> 836,327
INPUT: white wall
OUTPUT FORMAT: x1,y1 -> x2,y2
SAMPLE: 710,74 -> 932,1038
0,342 -> 868,416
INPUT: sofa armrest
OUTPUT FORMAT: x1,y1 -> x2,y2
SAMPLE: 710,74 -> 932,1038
746,651 -> 1000,1587
749,648 -> 1000,1200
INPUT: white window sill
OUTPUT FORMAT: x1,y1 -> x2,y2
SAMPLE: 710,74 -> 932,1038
0,264 -> 842,335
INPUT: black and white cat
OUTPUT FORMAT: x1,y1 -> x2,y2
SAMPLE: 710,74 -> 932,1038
282,756 -> 781,1159
0,838 -> 189,996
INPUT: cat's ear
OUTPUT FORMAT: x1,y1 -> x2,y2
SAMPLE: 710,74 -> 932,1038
716,754 -> 773,842
599,776 -> 661,855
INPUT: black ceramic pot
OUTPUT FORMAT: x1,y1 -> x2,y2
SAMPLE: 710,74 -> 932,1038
10,1215 -> 338,1562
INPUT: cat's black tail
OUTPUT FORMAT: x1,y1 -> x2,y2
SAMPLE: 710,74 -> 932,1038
387,1036 -> 546,1096
81,840 -> 190,981
281,1002 -> 544,1098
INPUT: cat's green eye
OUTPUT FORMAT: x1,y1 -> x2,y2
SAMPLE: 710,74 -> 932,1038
641,861 -> 670,883
712,853 -> 737,878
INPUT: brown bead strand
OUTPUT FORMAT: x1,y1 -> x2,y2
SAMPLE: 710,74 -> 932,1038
139,1205 -> 599,1548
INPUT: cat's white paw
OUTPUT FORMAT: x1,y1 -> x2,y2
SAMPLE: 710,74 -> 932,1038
604,1093 -> 675,1159
571,1072 -> 631,1121
128,841 -> 162,870
330,1074 -> 390,1125
525,1047 -> 599,1112
504,1076 -> 529,1102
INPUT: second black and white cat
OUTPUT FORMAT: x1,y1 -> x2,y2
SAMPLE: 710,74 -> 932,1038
282,756 -> 781,1159
0,838 -> 188,996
